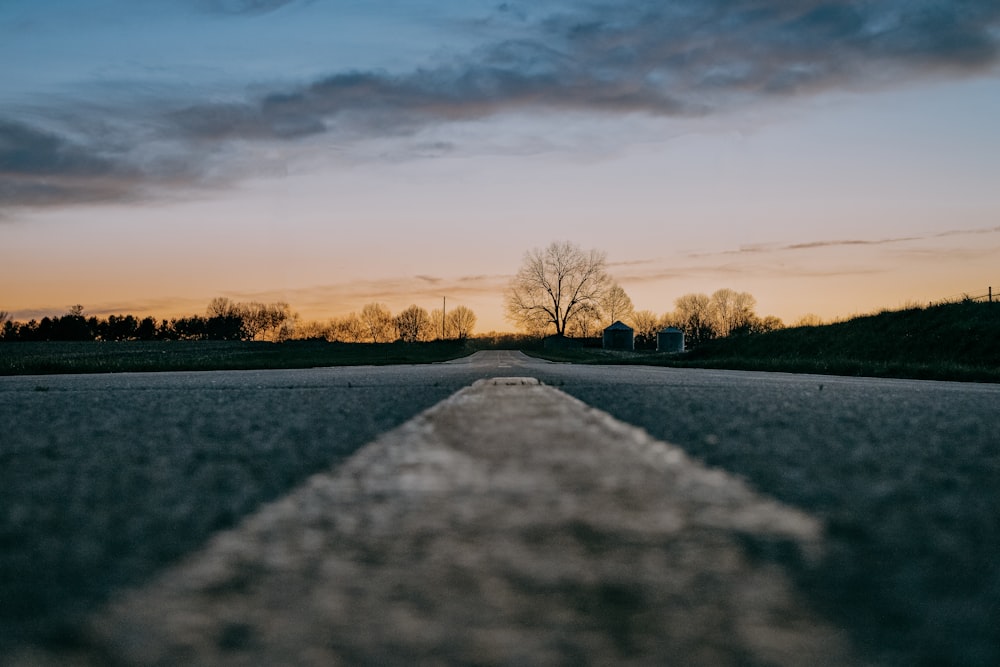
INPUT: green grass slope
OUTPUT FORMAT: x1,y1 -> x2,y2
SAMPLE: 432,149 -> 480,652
682,301 -> 1000,381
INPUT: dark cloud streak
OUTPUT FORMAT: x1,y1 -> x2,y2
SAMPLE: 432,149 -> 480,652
197,0 -> 301,16
694,226 -> 1000,258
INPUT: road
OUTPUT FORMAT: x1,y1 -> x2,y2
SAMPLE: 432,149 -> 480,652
2,351 -> 998,665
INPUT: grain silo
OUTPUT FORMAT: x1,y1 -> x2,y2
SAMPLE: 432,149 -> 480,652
602,321 -> 634,351
657,327 -> 684,353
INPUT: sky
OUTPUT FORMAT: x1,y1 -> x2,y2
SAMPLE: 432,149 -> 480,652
2,0 -> 999,332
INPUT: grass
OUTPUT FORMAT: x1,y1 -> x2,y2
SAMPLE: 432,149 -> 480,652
0,339 -> 474,375
529,301 -> 1000,383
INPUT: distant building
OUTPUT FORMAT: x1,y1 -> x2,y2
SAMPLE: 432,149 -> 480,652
602,321 -> 634,351
657,327 -> 685,353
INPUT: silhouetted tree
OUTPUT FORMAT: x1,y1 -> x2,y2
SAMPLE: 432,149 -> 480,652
206,297 -> 239,319
360,303 -> 396,343
710,289 -> 757,337
51,305 -> 93,340
505,241 -> 610,335
101,314 -> 139,341
749,315 -> 784,334
396,304 -> 433,342
206,315 -> 244,340
565,302 -> 601,338
631,309 -> 660,349
600,283 -> 634,327
672,293 -> 717,347
239,302 -> 267,340
169,316 -> 210,340
333,313 -> 366,342
234,301 -> 291,341
446,305 -> 477,340
137,316 -> 158,340
265,302 -> 293,341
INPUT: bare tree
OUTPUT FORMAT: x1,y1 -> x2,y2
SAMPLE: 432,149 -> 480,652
396,304 -> 433,342
752,315 -> 785,334
294,319 -> 332,341
446,305 -> 477,340
710,289 -> 757,337
206,297 -> 238,318
565,302 -> 601,338
207,298 -> 293,341
360,303 -> 396,343
238,302 -> 267,340
505,241 -> 610,336
428,308 -> 445,340
672,293 -> 716,346
600,283 -> 634,326
332,313 -> 367,342
630,309 -> 660,347
270,303 -> 295,341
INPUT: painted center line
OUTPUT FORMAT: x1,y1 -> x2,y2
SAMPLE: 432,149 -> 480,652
67,378 -> 856,666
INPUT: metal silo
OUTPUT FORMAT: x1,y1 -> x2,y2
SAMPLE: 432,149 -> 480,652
657,327 -> 684,353
602,321 -> 635,351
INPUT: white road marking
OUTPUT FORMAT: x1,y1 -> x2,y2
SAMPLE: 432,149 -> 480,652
51,378 -> 858,666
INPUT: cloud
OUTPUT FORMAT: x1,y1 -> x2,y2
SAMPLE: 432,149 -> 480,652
693,226 -> 1000,258
199,0 -> 999,144
196,0 -> 301,15
784,236 -> 923,250
4,0 -> 999,209
0,119 -> 145,207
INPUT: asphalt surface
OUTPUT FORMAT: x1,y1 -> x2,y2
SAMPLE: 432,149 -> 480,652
2,351 -> 999,665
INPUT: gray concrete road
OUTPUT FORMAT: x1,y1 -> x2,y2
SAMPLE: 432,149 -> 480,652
2,351 -> 999,665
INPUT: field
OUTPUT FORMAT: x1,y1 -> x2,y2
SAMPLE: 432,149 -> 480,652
0,340 -> 473,375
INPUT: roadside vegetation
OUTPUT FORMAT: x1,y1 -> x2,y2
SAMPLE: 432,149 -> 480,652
531,300 -> 1000,383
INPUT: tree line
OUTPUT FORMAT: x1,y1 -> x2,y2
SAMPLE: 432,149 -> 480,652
505,241 -> 785,348
295,303 -> 477,343
0,299 -> 478,344
0,299 -> 294,343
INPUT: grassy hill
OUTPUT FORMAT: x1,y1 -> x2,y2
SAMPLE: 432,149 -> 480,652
535,301 -> 1000,383
683,300 -> 999,381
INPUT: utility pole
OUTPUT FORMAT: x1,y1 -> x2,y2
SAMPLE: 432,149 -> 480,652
442,296 -> 447,340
